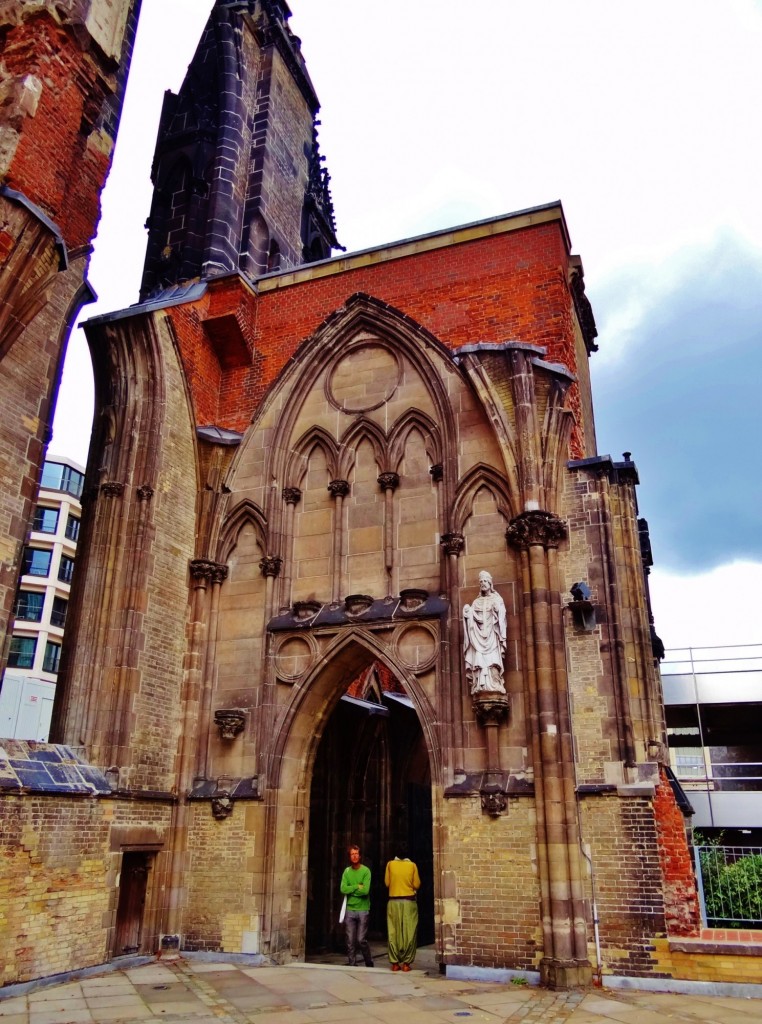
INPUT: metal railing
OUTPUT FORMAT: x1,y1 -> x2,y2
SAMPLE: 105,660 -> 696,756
662,643 -> 762,676
693,844 -> 762,926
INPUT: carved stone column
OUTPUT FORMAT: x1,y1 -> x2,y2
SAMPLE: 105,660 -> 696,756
280,486 -> 301,613
473,693 -> 511,815
196,561 -> 229,780
259,555 -> 283,623
506,510 -> 591,989
441,532 -> 465,769
328,479 -> 350,605
169,556 -> 228,937
378,471 -> 399,596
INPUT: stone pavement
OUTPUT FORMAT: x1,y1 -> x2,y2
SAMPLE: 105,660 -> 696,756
1,957 -> 761,1024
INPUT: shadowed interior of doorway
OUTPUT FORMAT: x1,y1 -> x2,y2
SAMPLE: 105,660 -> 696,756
305,661 -> 434,961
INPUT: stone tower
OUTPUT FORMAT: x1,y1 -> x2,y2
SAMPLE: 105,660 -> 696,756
0,0 -> 141,674
140,0 -> 339,299
1,1 -> 719,995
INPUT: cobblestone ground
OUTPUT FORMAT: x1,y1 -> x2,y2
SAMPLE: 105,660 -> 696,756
1,958 -> 760,1024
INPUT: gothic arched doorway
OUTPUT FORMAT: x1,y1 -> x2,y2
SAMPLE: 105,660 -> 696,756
305,662 -> 434,959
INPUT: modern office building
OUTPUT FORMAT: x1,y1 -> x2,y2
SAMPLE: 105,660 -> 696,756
0,457 -> 84,740
663,644 -> 762,845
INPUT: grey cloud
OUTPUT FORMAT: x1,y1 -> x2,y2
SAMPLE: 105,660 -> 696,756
589,239 -> 762,573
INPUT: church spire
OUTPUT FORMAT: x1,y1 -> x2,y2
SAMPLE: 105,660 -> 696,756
140,0 -> 339,299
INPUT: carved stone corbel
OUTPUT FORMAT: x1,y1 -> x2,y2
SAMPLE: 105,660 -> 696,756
213,708 -> 246,739
211,793 -> 233,820
481,788 -> 508,818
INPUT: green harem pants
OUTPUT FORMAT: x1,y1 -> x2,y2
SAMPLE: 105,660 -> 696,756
387,898 -> 418,965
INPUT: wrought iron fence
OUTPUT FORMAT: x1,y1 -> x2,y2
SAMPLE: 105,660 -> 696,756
693,843 -> 762,926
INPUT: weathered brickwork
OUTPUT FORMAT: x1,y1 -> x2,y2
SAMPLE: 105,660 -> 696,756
1,2 -> 138,244
184,801 -> 266,954
580,795 -> 670,978
653,768 -> 701,936
0,794 -> 172,986
440,796 -> 542,970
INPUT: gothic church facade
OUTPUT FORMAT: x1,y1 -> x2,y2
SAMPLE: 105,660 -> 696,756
1,0 -> 710,991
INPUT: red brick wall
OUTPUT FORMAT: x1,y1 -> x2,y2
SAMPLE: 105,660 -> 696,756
653,768 -> 701,936
2,14 -> 112,247
168,221 -> 586,456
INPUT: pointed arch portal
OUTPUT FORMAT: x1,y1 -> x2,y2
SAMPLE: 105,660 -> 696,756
305,663 -> 435,957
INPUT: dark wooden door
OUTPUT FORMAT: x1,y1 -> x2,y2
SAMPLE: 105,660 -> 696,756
114,851 -> 150,955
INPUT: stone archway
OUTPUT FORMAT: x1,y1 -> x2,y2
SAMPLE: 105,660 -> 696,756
305,662 -> 434,959
260,628 -> 442,964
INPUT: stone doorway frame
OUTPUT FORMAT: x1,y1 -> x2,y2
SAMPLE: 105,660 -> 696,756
257,626 -> 444,963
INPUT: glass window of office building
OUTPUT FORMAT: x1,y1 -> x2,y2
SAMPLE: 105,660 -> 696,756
40,461 -> 85,498
65,514 -> 81,542
50,596 -> 68,628
9,636 -> 36,669
22,547 -> 52,577
33,506 -> 59,533
43,641 -> 62,674
58,555 -> 75,584
14,590 -> 45,622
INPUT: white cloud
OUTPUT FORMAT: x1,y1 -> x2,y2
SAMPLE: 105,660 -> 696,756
651,562 -> 762,651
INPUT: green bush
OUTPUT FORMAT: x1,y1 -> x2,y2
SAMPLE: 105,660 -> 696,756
695,834 -> 762,925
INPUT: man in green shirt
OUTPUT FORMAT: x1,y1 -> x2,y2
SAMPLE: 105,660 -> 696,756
340,844 -> 374,966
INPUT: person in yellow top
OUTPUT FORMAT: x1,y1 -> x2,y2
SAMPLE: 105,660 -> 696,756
384,847 -> 421,971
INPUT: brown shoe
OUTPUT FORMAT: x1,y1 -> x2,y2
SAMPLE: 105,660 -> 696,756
391,963 -> 400,971
401,963 -> 411,972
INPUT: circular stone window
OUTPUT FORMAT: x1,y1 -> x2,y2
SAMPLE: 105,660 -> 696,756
275,635 -> 314,682
326,345 -> 401,413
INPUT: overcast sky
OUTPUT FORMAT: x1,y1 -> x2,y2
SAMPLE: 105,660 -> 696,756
51,0 -> 762,649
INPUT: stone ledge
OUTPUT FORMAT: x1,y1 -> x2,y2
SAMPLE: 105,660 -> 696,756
669,936 -> 762,957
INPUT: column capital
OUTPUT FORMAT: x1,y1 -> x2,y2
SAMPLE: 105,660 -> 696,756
282,486 -> 302,505
328,479 -> 350,499
377,471 -> 400,492
259,555 -> 283,578
506,510 -> 567,550
136,484 -> 154,502
430,463 -> 444,483
441,532 -> 465,557
100,481 -> 124,498
189,558 -> 228,585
